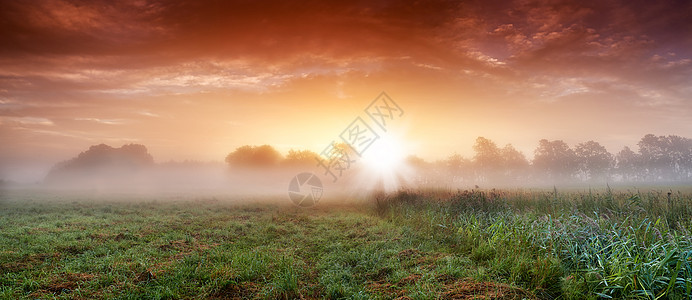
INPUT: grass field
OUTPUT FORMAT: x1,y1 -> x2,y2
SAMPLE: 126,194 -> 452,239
1,187 -> 691,299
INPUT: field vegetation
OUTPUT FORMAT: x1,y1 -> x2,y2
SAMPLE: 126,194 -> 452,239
1,187 -> 690,299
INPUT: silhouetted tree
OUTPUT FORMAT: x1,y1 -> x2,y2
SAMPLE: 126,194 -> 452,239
638,134 -> 669,180
615,146 -> 640,181
637,134 -> 692,181
225,145 -> 283,169
282,149 -> 319,168
500,144 -> 529,181
664,135 -> 692,180
574,141 -> 614,181
405,155 -> 428,168
533,139 -> 577,181
472,137 -> 502,182
406,155 -> 433,185
45,143 -> 154,183
312,142 -> 359,182
445,153 -> 471,184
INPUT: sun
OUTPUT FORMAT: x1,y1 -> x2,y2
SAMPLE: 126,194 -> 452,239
349,128 -> 414,194
361,133 -> 405,174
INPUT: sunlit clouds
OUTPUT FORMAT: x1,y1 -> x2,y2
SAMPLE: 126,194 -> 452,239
1,0 -> 691,182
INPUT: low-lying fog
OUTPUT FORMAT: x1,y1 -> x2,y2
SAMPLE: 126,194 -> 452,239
2,137 -> 691,204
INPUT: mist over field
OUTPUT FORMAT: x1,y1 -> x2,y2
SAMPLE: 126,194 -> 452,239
5,132 -> 690,190
1,0 -> 691,298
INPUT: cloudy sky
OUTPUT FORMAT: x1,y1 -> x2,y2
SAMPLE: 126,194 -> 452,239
1,0 -> 691,181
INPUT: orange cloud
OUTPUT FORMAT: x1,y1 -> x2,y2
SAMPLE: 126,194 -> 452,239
1,0 -> 691,182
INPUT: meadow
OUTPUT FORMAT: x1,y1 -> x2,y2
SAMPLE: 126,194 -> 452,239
0,187 -> 690,299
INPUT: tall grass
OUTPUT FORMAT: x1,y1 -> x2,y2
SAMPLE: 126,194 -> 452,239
2,189 -> 689,299
376,188 -> 692,299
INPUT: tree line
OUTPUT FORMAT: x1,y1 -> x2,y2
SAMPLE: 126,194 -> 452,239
45,144 -> 154,183
433,134 -> 692,185
43,133 -> 691,186
224,134 -> 692,184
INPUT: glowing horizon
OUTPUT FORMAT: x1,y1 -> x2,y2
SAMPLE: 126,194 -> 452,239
1,0 -> 691,182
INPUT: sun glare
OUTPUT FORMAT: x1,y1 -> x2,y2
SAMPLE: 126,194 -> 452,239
361,134 -> 405,173
346,125 -> 415,196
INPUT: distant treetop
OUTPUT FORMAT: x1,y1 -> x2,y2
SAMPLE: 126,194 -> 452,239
45,143 -> 154,183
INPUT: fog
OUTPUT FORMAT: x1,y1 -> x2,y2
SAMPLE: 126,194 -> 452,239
1,134 -> 690,205
1,158 -> 687,203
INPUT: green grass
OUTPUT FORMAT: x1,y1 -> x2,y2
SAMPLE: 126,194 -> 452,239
0,187 -> 690,299
376,188 -> 692,299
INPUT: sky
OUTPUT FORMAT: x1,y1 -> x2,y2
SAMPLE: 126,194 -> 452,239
1,0 -> 691,182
